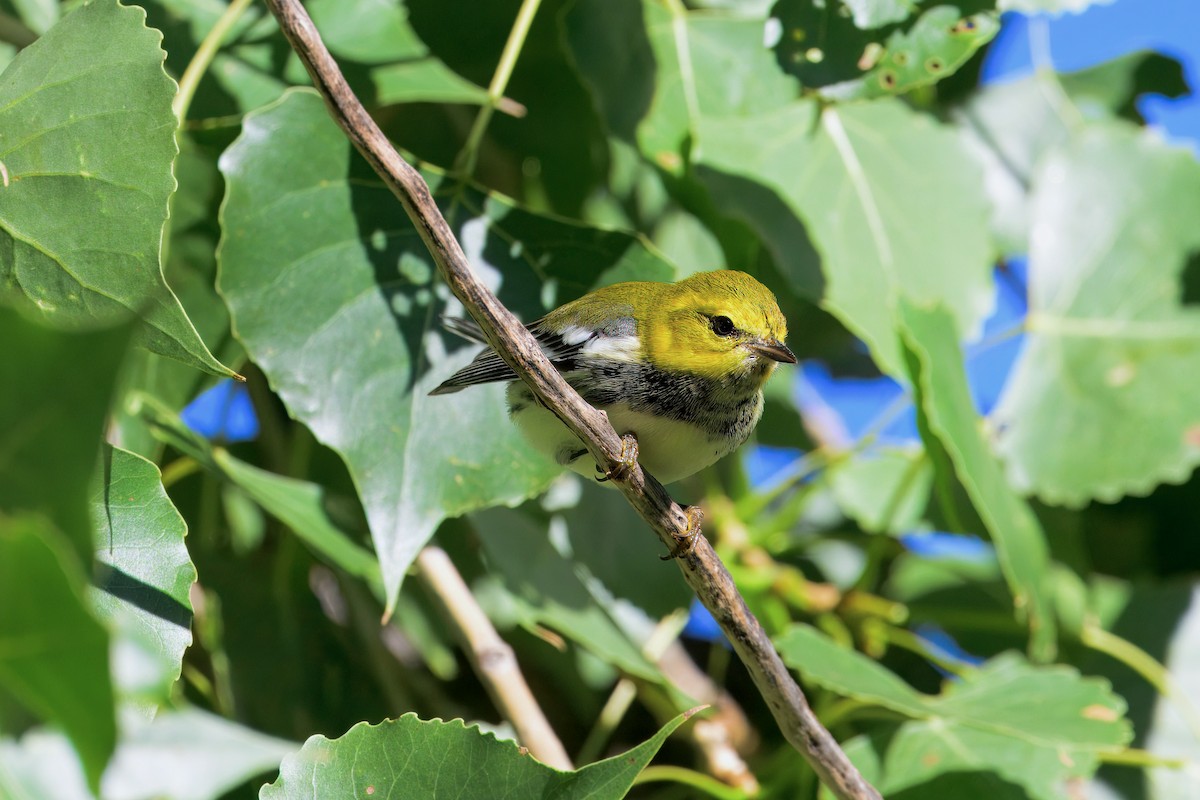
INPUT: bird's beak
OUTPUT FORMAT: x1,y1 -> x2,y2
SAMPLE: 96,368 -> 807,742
747,339 -> 797,364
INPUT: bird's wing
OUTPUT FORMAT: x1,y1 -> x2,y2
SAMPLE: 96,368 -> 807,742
428,317 -> 597,395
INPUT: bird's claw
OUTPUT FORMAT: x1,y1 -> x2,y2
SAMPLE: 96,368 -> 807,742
597,434 -> 639,483
661,505 -> 704,560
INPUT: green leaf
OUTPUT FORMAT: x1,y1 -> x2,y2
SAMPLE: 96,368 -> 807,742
89,445 -> 195,707
218,89 -> 674,613
0,306 -> 131,565
104,708 -> 298,800
212,448 -> 382,588
991,124 -> 1200,506
956,51 -> 1189,255
135,394 -> 382,588
565,0 -> 797,172
261,709 -> 698,799
473,504 -> 666,682
827,445 -> 933,534
896,299 -> 1056,659
830,7 -> 999,101
0,514 -> 115,794
698,100 -> 993,376
771,1 -> 997,97
778,624 -> 1131,799
0,709 -> 297,800
1086,584 -> 1200,799
0,0 -> 235,377
842,0 -> 920,28
307,0 -> 490,106
9,0 -> 56,34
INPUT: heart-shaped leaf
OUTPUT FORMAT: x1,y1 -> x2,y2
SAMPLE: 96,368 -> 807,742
218,89 -> 674,612
0,0 -> 234,377
992,124 -> 1200,505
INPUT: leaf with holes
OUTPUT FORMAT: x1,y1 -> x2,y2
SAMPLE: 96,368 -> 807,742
771,1 -> 996,98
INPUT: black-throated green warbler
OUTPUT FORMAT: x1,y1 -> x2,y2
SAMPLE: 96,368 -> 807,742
431,270 -> 796,484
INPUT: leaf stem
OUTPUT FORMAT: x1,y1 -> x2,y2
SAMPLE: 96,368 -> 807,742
1098,748 -> 1187,770
633,766 -> 750,800
1082,622 -> 1200,743
452,0 -> 542,179
173,0 -> 255,124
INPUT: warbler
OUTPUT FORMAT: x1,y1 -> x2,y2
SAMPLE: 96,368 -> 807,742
430,270 -> 796,485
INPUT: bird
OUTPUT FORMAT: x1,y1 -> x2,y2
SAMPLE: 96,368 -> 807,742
430,270 -> 796,486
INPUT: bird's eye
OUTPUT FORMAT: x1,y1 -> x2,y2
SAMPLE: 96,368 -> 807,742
711,315 -> 736,336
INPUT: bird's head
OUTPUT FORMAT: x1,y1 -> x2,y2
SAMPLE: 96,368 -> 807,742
644,270 -> 796,387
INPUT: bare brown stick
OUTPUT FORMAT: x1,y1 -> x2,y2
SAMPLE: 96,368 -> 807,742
262,1 -> 881,797
416,547 -> 572,770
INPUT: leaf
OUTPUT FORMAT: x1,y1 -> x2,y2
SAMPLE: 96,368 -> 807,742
9,0 -> 57,34
0,709 -> 298,800
0,514 -> 114,794
212,449 -> 382,588
698,100 -> 993,376
307,0 -> 491,106
841,0 -> 920,28
565,0 -> 797,172
104,708 -> 298,800
1090,584 -> 1200,799
0,0 -> 235,377
991,124 -> 1200,506
826,7 -> 1000,101
260,709 -> 698,799
473,504 -> 666,682
218,89 -> 674,613
956,51 -> 1189,255
0,305 -> 131,565
89,445 -> 195,707
778,624 -> 1130,799
770,1 -> 997,97
136,394 -> 381,588
827,445 -> 932,534
112,135 -> 246,457
896,299 -> 1056,660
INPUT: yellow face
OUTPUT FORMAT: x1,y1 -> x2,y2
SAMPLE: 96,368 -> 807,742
645,271 -> 795,383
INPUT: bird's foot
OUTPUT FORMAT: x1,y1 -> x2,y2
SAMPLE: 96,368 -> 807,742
596,434 -> 639,483
661,505 -> 704,560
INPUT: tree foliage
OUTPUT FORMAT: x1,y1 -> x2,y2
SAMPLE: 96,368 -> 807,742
1,1 -> 1196,798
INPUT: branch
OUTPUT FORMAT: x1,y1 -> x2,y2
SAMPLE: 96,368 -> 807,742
416,546 -> 573,770
262,2 -> 881,797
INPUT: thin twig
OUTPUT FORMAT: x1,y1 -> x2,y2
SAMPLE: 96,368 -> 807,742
173,0 -> 256,123
452,0 -> 542,179
416,546 -> 573,770
262,2 -> 880,797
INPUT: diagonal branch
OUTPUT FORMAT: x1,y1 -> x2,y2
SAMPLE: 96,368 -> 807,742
261,2 -> 881,798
